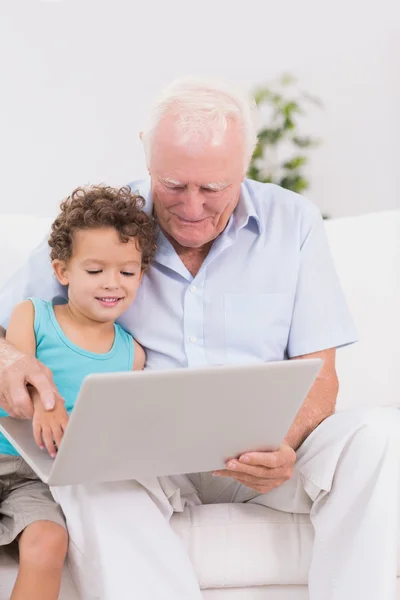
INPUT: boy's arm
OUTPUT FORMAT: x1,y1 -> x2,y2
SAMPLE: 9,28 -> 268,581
133,340 -> 146,370
6,301 -> 68,457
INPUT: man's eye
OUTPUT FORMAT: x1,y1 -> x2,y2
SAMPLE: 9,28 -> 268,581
121,271 -> 135,277
86,270 -> 101,275
202,188 -> 220,193
166,185 -> 185,191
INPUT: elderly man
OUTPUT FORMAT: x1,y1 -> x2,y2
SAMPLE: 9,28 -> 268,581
0,77 -> 399,600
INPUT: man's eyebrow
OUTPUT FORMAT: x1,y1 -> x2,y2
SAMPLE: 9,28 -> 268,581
160,177 -> 184,186
160,177 -> 229,190
201,182 -> 230,191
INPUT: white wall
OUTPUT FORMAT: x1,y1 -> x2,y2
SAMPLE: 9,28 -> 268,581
0,0 -> 399,218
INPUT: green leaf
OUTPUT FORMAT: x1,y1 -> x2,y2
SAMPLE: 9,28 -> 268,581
283,116 -> 295,131
282,155 -> 308,170
280,73 -> 296,86
279,174 -> 309,194
253,88 -> 273,105
247,165 -> 262,181
292,135 -> 320,148
251,142 -> 263,160
261,175 -> 274,184
257,127 -> 284,144
271,93 -> 284,107
283,101 -> 302,117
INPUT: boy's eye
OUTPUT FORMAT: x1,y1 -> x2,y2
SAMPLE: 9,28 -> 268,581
86,270 -> 102,275
121,271 -> 135,277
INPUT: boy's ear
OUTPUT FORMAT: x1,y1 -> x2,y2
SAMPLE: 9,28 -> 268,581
52,260 -> 69,286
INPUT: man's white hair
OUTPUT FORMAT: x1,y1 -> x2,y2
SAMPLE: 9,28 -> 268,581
141,77 -> 258,172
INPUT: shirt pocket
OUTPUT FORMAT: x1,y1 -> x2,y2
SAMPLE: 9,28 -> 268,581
223,292 -> 292,363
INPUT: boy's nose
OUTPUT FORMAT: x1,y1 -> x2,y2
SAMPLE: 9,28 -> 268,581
103,277 -> 119,290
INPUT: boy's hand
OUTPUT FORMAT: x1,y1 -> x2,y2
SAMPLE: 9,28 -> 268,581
32,395 -> 69,458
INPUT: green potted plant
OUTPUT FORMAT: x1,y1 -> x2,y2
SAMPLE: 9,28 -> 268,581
248,74 -> 322,196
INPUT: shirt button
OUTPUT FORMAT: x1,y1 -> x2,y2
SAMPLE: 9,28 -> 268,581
190,285 -> 197,293
189,336 -> 197,343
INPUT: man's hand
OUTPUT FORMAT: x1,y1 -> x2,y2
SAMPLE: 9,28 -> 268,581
213,443 -> 296,494
0,340 -> 58,418
32,396 -> 69,458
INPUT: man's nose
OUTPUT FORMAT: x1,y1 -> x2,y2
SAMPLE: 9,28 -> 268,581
182,189 -> 204,220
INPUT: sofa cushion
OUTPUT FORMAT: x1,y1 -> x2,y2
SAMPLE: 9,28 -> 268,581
171,502 -> 400,588
171,504 -> 313,588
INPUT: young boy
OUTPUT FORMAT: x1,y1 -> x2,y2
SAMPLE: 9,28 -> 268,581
0,185 -> 157,600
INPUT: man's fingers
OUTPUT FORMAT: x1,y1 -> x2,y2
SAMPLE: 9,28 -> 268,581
26,372 -> 56,411
7,379 -> 33,419
41,425 -> 57,459
214,470 -> 286,491
239,447 -> 295,469
224,460 -> 289,479
0,391 -> 15,416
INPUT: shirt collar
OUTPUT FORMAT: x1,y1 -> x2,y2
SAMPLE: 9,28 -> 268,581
130,177 -> 153,215
233,180 -> 263,234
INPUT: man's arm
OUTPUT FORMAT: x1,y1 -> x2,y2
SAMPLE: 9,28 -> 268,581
214,347 -> 339,493
285,347 -> 338,450
0,305 -> 57,417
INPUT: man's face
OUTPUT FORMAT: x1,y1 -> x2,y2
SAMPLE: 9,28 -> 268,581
149,118 -> 245,249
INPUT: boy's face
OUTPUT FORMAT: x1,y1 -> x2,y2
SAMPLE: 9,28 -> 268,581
53,227 -> 144,323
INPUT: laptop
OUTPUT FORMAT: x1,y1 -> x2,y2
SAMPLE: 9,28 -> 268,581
0,359 -> 322,486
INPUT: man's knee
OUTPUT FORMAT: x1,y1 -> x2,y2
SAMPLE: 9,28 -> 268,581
326,407 -> 400,482
349,406 -> 400,449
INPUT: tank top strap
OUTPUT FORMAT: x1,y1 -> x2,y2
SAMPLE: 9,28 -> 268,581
27,297 -> 53,346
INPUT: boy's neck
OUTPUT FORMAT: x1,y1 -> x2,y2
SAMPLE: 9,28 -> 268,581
53,303 -> 116,354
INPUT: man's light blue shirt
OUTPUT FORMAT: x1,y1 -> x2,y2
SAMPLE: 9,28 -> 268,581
0,179 -> 358,369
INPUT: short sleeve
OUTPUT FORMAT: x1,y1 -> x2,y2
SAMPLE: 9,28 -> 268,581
0,237 -> 66,330
287,207 -> 358,358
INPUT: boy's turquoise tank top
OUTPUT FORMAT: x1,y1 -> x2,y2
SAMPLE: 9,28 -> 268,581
0,298 -> 134,456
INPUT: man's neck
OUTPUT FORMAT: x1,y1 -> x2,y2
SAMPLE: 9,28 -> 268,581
170,239 -> 213,278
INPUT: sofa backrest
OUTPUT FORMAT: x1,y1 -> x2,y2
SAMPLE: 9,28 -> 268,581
324,211 -> 400,409
0,210 -> 398,411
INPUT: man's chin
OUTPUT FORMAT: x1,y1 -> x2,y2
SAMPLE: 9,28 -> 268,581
173,233 -> 213,249
162,221 -> 216,249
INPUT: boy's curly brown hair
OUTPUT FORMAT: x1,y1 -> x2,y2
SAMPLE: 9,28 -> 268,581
48,185 -> 157,270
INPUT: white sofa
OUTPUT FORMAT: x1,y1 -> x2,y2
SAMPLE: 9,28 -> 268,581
0,209 -> 399,599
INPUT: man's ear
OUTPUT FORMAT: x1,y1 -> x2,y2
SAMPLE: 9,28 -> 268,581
139,131 -> 151,174
52,260 -> 69,286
